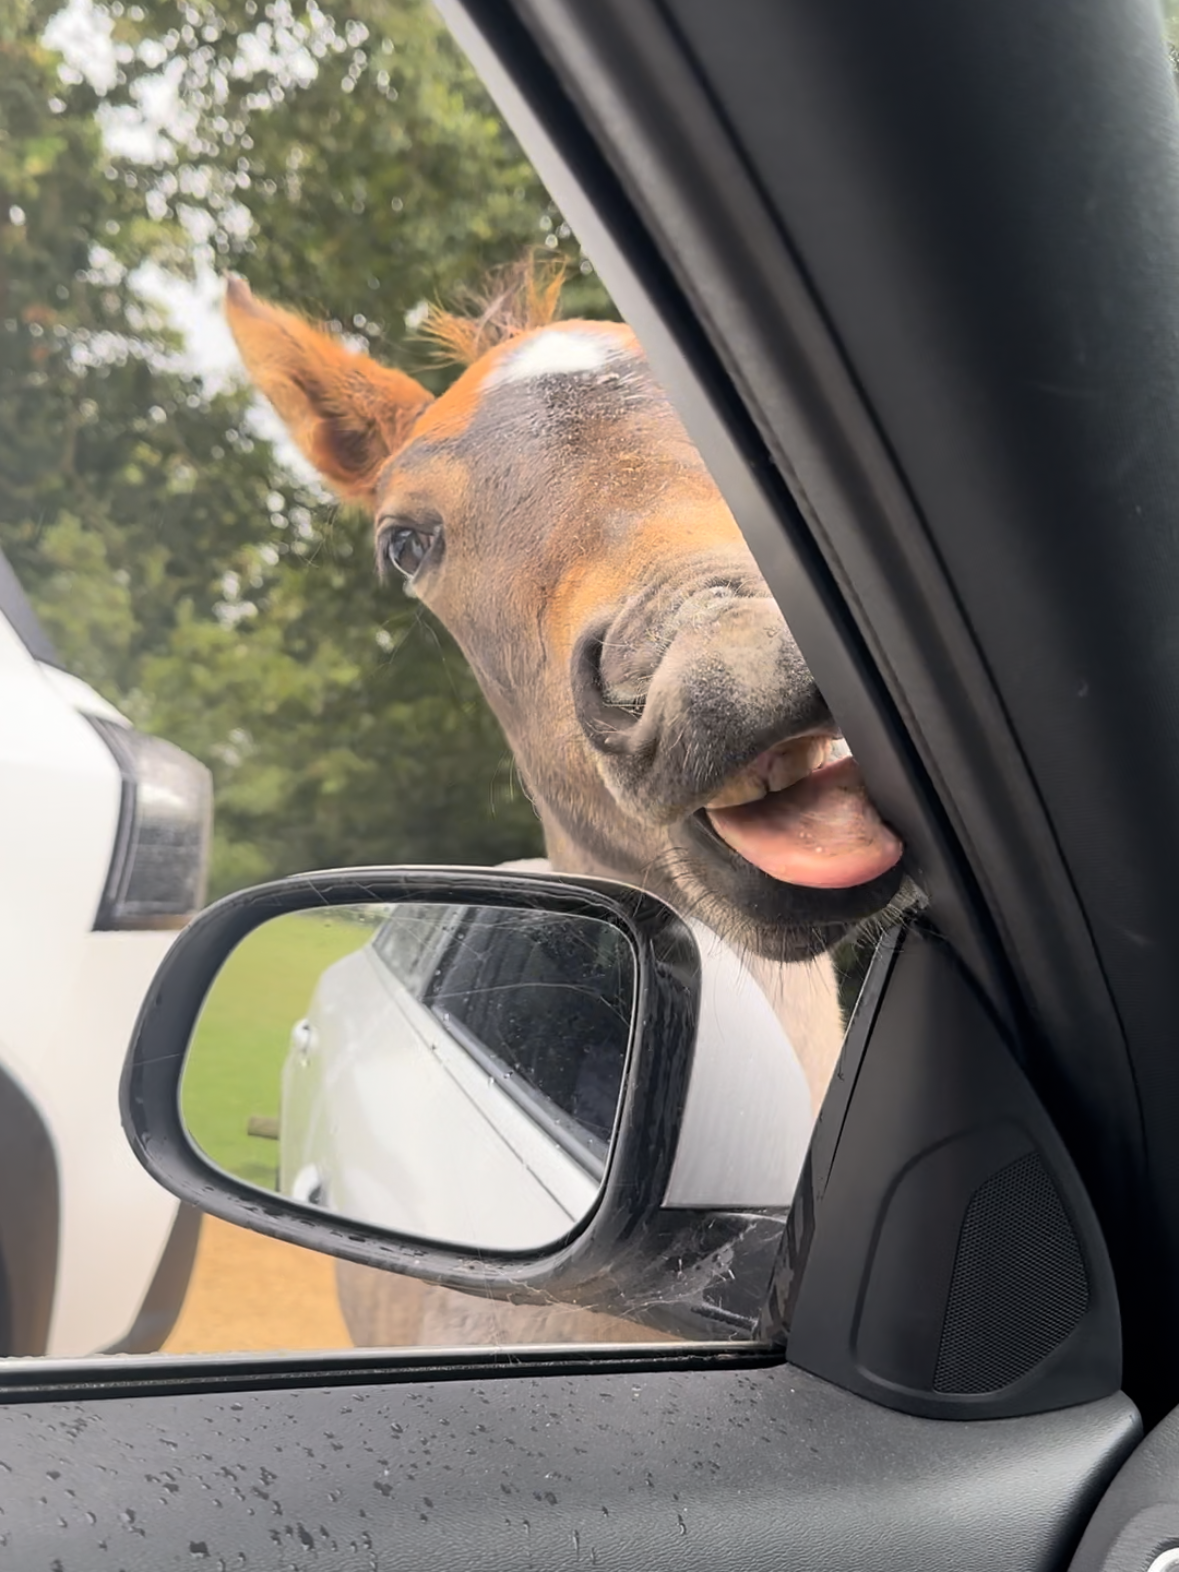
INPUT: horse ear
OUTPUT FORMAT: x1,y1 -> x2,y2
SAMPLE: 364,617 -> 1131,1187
224,276 -> 433,505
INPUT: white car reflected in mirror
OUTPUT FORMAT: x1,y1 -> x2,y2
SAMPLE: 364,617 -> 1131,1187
182,902 -> 635,1253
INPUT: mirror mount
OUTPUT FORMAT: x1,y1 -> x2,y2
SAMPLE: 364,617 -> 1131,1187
764,923 -> 1122,1418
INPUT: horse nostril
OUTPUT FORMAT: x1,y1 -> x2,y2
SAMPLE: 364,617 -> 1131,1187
571,627 -> 645,754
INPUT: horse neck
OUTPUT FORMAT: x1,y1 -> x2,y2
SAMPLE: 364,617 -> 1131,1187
537,813 -> 627,882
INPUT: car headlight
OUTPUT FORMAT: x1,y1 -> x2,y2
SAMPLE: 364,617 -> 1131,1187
88,718 -> 213,930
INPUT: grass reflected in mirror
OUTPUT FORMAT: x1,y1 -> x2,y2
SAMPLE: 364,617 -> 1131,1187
182,911 -> 375,1189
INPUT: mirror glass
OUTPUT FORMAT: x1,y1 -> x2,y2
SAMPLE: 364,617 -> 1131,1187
180,901 -> 636,1253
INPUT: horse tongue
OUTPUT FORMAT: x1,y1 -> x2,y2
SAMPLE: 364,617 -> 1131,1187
706,756 -> 903,890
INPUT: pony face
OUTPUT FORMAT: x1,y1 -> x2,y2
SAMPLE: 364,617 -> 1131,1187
226,272 -> 904,962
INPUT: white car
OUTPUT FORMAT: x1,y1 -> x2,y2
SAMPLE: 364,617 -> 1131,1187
0,547 -> 212,1356
279,895 -> 817,1254
280,903 -> 633,1251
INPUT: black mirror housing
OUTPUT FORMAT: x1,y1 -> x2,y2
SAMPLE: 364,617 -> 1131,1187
119,866 -> 784,1341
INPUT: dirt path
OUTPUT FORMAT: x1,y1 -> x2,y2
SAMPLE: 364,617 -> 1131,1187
162,1215 -> 356,1354
162,1214 -> 675,1354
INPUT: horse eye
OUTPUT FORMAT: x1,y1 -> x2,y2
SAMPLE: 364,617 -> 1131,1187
379,524 -> 434,579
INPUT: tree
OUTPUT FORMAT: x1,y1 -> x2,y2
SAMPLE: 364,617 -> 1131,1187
2,0 -> 277,700
2,0 -> 613,896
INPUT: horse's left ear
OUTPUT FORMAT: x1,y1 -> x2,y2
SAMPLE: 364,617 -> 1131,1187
224,277 -> 433,505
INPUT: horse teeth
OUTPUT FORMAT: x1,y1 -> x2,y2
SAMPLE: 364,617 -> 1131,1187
766,753 -> 804,793
705,774 -> 765,809
705,736 -> 838,810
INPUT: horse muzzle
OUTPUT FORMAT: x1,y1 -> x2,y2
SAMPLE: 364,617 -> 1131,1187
570,589 -> 833,822
568,581 -> 906,908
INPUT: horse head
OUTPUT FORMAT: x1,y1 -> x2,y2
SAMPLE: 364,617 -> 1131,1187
226,266 -> 904,963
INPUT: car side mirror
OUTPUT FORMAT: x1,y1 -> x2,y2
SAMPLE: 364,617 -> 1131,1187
119,867 -> 805,1340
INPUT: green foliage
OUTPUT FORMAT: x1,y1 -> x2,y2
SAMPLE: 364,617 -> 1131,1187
2,0 -> 614,896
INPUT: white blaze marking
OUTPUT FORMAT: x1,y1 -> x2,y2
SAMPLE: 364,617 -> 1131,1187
490,329 -> 615,384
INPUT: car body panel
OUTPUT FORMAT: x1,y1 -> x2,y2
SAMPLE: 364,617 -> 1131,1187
0,589 -> 184,1354
280,942 -> 595,1246
665,919 -> 812,1207
44,932 -> 184,1354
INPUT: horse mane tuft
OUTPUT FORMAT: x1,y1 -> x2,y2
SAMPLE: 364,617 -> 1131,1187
418,253 -> 568,368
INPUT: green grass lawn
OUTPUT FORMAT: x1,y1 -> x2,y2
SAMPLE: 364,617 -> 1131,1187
181,909 -> 376,1191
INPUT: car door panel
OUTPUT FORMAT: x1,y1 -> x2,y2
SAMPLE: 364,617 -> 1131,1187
0,1357 -> 1138,1571
1070,1405 -> 1179,1572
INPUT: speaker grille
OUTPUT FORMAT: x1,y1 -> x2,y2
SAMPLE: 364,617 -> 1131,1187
933,1150 -> 1089,1394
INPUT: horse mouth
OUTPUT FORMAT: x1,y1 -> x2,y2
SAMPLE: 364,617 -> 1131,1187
695,735 -> 904,891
